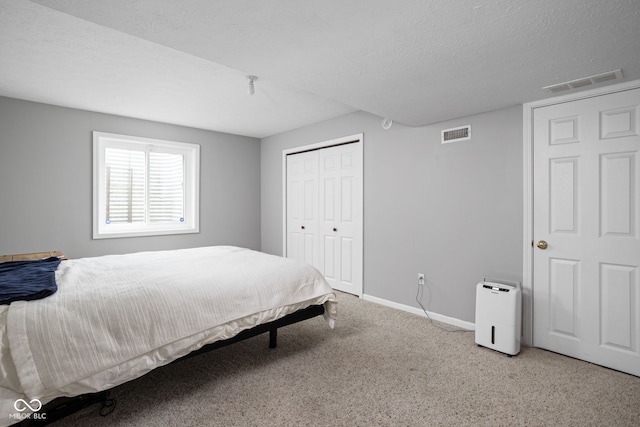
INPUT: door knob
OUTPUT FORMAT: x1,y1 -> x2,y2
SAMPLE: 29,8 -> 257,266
333,227 -> 337,232
301,225 -> 305,230
537,240 -> 548,250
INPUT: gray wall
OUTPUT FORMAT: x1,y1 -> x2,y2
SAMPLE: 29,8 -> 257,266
0,97 -> 261,258
261,107 -> 523,323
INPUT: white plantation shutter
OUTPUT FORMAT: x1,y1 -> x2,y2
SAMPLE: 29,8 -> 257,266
104,149 -> 184,224
148,151 -> 184,223
93,132 -> 199,239
105,148 -> 146,224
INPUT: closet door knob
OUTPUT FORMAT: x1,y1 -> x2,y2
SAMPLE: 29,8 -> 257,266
301,225 -> 305,230
333,228 -> 337,232
537,240 -> 548,250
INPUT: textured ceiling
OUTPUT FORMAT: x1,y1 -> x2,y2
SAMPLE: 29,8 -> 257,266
1,0 -> 639,138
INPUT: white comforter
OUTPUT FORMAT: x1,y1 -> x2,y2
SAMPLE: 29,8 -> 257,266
0,246 -> 336,423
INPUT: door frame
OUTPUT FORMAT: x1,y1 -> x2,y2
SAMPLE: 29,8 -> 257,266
522,79 -> 640,347
282,133 -> 364,296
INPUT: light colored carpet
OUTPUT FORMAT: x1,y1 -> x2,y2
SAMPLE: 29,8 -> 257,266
52,292 -> 640,426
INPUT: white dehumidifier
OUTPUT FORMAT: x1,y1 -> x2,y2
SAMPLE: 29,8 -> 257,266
475,281 -> 521,356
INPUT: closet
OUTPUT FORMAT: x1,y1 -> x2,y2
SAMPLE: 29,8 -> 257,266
285,136 -> 363,296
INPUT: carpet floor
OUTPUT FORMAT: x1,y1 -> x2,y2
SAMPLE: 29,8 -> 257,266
51,292 -> 640,426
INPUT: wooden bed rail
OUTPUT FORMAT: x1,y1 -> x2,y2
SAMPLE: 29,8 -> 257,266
0,251 -> 66,263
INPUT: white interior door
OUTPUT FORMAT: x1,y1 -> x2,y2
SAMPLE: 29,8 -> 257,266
533,87 -> 640,376
318,143 -> 363,295
286,151 -> 319,268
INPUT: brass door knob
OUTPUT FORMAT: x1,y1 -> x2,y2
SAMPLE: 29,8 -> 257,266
537,240 -> 548,250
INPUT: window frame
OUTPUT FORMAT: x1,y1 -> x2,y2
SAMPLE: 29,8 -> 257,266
92,131 -> 200,239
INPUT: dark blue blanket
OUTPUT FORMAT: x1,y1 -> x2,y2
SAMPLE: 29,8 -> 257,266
0,257 -> 61,305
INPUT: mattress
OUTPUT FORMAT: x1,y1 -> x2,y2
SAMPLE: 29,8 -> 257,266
0,246 -> 336,425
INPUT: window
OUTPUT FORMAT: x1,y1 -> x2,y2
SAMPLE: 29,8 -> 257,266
93,132 -> 200,239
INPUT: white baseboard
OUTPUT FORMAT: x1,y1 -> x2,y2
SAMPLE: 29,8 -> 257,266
361,294 -> 475,331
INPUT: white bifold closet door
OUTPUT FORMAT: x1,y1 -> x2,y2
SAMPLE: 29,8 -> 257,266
286,150 -> 319,268
286,141 -> 362,296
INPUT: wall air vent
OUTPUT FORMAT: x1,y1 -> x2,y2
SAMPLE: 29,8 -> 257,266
543,69 -> 623,94
441,125 -> 471,144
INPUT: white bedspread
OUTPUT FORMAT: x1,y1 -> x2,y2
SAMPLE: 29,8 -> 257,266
4,246 -> 336,405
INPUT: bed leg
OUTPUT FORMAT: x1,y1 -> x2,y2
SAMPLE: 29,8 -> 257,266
269,328 -> 277,348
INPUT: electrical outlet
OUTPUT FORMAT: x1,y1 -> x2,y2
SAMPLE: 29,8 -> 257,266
418,273 -> 425,286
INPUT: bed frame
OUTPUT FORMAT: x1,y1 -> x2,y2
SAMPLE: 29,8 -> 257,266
16,304 -> 326,426
3,251 -> 327,426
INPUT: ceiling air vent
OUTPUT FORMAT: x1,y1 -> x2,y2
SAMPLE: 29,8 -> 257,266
441,125 -> 471,144
543,69 -> 623,94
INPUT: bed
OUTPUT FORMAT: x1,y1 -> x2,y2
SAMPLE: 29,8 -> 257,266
0,246 -> 337,425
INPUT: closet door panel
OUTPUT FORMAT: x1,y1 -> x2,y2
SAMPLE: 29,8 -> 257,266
286,151 -> 319,268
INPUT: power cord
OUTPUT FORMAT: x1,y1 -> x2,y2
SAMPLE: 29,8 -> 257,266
416,281 -> 473,333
